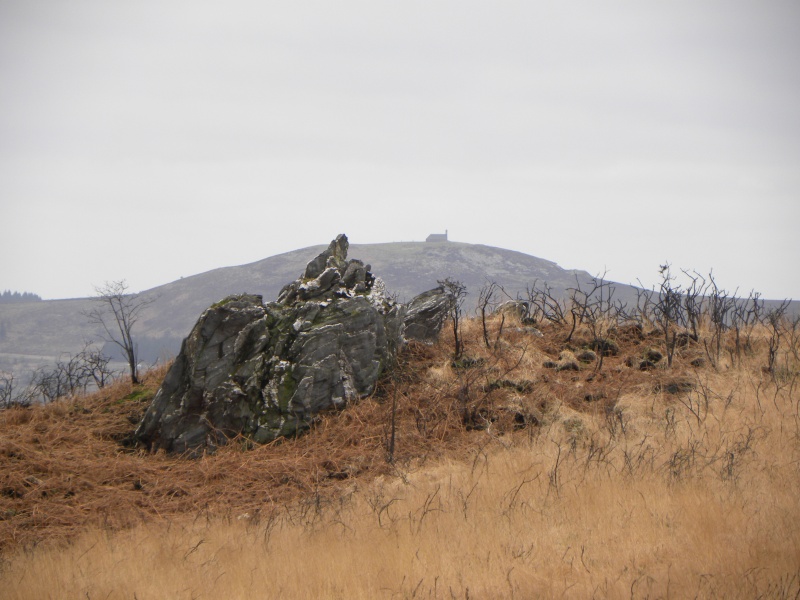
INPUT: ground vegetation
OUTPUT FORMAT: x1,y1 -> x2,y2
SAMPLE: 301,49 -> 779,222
0,276 -> 798,598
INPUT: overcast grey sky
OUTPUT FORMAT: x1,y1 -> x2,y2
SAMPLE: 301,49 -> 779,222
1,1 -> 798,300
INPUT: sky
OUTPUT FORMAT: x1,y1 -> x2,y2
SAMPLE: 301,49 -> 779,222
1,1 -> 799,301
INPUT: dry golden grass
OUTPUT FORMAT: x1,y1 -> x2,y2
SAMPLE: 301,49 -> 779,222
1,314 -> 799,598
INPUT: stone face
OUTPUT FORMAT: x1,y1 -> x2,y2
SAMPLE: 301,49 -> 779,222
134,235 -> 452,454
134,294 -> 270,454
403,286 -> 453,344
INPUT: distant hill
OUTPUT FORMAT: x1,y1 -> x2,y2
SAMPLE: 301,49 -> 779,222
134,240 -> 609,339
0,239 -> 794,379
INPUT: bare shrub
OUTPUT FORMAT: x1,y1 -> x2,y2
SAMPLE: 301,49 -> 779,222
85,280 -> 155,384
438,278 -> 467,360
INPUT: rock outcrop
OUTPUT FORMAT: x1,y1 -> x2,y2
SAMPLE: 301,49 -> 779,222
403,286 -> 453,343
134,235 -> 452,455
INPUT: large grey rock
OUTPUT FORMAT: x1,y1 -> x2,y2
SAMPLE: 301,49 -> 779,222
134,235 -> 451,454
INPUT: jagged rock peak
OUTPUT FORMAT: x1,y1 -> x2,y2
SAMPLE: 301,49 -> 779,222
303,233 -> 349,279
277,233 -> 377,305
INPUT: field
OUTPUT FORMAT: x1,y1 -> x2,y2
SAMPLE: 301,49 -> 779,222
1,302 -> 799,598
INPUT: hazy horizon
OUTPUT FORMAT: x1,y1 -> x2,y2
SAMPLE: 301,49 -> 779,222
2,1 -> 799,300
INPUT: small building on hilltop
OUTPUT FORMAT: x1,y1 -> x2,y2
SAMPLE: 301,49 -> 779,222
426,230 -> 448,243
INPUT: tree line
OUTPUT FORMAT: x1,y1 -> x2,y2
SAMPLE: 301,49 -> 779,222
0,290 -> 42,304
